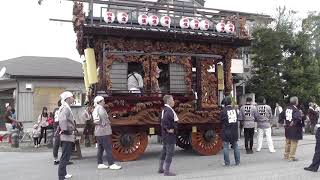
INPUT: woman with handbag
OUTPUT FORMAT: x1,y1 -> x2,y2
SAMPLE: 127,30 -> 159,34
38,106 -> 49,145
93,96 -> 121,170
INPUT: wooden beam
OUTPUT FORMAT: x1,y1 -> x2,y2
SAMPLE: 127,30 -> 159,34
106,50 -> 223,59
82,26 -> 251,47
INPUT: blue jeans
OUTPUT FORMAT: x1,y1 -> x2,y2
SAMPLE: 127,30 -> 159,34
223,141 -> 240,165
58,141 -> 73,180
97,135 -> 114,165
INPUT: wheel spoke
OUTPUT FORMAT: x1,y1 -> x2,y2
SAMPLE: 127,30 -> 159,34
176,133 -> 192,150
112,131 -> 148,161
191,128 -> 222,155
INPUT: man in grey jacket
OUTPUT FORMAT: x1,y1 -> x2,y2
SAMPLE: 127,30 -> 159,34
256,97 -> 276,153
239,97 -> 258,154
58,91 -> 76,180
93,96 -> 121,170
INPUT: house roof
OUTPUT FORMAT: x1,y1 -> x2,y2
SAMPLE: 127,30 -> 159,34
0,56 -> 83,79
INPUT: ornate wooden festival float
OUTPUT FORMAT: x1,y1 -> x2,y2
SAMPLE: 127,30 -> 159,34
72,0 -> 268,161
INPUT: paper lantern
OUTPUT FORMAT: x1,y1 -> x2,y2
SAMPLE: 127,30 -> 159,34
226,21 -> 235,34
138,14 -> 148,25
84,48 -> 98,84
180,17 -> 189,29
200,20 -> 210,31
190,19 -> 200,30
148,15 -> 159,26
216,19 -> 225,33
117,12 -> 128,24
82,62 -> 90,91
160,15 -> 171,28
103,11 -> 115,23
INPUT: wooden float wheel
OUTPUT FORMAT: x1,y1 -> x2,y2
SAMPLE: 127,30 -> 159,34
176,133 -> 192,150
112,131 -> 148,161
191,129 -> 222,155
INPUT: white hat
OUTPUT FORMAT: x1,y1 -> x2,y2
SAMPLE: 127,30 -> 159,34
5,103 -> 10,108
60,91 -> 73,103
94,96 -> 104,106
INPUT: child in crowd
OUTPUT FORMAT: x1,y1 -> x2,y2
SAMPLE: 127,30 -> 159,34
33,124 -> 41,148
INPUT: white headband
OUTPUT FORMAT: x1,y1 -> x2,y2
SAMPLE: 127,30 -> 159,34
94,96 -> 104,106
60,91 -> 73,103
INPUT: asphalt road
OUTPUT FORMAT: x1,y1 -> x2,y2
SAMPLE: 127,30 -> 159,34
0,134 -> 319,180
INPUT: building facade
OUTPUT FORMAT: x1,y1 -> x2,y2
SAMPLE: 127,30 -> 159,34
0,56 -> 85,128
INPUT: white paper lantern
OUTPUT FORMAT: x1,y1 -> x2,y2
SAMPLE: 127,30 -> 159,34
199,20 -> 210,31
226,21 -> 235,34
180,17 -> 189,29
148,15 -> 159,26
117,12 -> 128,24
190,19 -> 200,30
138,14 -> 148,25
216,20 -> 225,33
160,15 -> 171,28
104,11 -> 115,23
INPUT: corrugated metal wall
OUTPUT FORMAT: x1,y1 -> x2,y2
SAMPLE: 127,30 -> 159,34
18,92 -> 33,123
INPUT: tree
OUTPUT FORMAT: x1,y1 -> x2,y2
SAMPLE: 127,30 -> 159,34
247,7 -> 295,106
302,12 -> 320,57
247,28 -> 288,106
247,7 -> 320,107
283,13 -> 320,105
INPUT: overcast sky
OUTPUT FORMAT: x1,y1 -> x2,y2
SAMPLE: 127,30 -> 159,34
0,0 -> 319,62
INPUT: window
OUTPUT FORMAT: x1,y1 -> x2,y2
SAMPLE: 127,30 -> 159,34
109,61 -> 128,91
127,62 -> 144,93
157,63 -> 169,94
169,63 -> 187,93
70,91 -> 83,106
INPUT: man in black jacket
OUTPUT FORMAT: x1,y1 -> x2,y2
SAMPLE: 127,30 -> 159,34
158,95 -> 177,176
280,96 -> 303,161
304,120 -> 320,172
221,96 -> 240,166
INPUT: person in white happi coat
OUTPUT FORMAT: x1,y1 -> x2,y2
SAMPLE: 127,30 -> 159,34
58,91 -> 76,180
93,96 -> 121,170
256,96 -> 276,153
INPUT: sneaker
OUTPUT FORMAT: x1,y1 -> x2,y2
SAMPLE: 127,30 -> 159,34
247,150 -> 254,154
54,160 -> 59,165
34,145 -> 37,148
109,164 -> 121,170
64,174 -> 72,179
95,143 -> 98,148
164,172 -> 176,176
270,150 -> 276,153
98,164 -> 109,169
157,169 -> 164,173
256,149 -> 261,152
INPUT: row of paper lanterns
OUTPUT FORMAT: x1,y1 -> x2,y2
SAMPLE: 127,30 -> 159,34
104,11 -> 235,33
